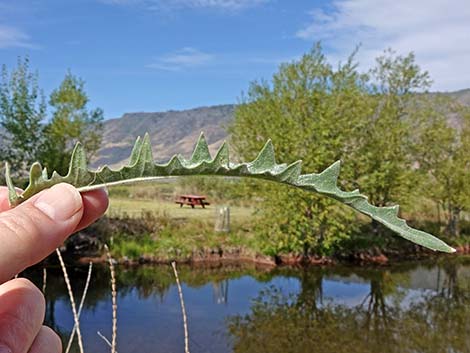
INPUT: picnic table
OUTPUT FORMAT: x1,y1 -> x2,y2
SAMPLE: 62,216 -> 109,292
175,194 -> 210,208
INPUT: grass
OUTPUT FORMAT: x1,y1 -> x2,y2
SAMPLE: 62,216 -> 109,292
102,181 -> 262,260
109,221 -> 264,261
108,197 -> 254,223
107,179 -> 256,223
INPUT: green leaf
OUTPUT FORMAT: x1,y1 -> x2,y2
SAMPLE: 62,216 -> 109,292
5,133 -> 455,253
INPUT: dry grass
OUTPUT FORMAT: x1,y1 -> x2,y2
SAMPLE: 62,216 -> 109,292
65,262 -> 93,353
104,244 -> 118,353
56,249 -> 85,353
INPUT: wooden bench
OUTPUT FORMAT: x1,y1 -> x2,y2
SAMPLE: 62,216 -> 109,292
175,194 -> 210,208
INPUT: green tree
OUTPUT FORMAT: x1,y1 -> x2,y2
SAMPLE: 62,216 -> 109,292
414,97 -> 470,236
230,44 -> 373,256
42,71 -> 104,175
350,50 -> 432,209
342,50 -> 433,241
0,57 -> 46,177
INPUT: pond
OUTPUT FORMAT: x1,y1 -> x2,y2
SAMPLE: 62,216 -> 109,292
23,257 -> 470,353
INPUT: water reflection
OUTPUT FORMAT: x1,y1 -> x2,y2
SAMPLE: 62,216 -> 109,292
23,258 -> 470,353
213,280 -> 229,305
228,261 -> 470,353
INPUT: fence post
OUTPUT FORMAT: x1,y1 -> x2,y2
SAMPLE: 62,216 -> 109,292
215,206 -> 230,232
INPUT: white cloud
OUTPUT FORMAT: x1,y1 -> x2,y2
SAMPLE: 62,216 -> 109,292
296,0 -> 470,91
101,0 -> 268,11
147,47 -> 214,71
0,24 -> 34,49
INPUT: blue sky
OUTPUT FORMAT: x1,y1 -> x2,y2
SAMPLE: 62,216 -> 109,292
1,0 -> 469,118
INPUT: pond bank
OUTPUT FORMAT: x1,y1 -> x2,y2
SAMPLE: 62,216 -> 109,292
63,214 -> 468,267
70,242 -> 465,268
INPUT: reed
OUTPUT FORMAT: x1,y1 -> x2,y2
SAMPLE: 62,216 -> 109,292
65,262 -> 93,353
56,248 -> 85,353
104,244 -> 118,353
172,261 -> 190,353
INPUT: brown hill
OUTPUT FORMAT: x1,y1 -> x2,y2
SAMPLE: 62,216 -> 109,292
91,104 -> 235,168
445,88 -> 470,105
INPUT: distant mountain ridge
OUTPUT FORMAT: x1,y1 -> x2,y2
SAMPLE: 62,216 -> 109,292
92,89 -> 470,168
445,88 -> 470,105
91,104 -> 235,168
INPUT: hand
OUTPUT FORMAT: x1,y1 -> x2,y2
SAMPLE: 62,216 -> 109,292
0,183 -> 108,353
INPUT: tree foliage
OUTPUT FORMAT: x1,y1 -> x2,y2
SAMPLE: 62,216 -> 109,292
0,59 -> 103,180
230,45 -> 376,255
343,50 -> 436,243
414,96 -> 470,236
350,50 -> 432,208
41,72 -> 103,175
0,57 -> 46,177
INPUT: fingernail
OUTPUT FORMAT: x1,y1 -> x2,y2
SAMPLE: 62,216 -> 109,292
0,344 -> 12,353
34,184 -> 82,221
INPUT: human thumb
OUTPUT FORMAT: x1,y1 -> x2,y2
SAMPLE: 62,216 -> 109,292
0,183 -> 84,283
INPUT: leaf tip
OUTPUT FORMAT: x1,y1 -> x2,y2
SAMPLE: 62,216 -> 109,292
196,131 -> 208,147
5,162 -> 20,205
437,243 -> 457,254
318,159 -> 342,185
190,132 -> 211,162
129,135 -> 143,165
332,159 -> 342,169
249,139 -> 276,172
213,141 -> 230,166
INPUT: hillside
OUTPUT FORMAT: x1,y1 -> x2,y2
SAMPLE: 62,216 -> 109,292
445,88 -> 470,105
91,89 -> 470,168
91,104 -> 235,168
